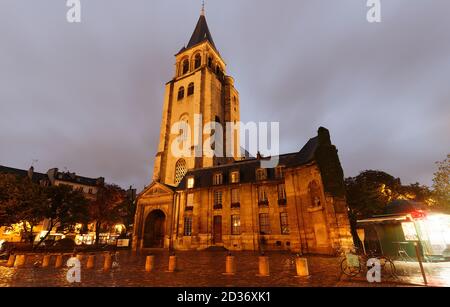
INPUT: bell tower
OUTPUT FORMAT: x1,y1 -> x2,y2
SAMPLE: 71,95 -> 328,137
152,9 -> 241,186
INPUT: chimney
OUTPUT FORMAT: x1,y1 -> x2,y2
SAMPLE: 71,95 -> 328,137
318,127 -> 332,146
46,168 -> 58,185
27,166 -> 34,180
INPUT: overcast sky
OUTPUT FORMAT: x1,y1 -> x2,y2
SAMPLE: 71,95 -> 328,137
0,0 -> 449,190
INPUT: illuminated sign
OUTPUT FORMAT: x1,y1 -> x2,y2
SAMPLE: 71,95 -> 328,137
402,222 -> 419,241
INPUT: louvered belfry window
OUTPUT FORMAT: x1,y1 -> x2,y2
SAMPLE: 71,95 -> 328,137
175,159 -> 187,184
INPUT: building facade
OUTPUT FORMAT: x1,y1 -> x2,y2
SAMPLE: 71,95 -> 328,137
133,12 -> 353,255
0,165 -> 105,243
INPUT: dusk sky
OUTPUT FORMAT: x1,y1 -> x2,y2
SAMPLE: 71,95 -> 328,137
1,0 -> 449,190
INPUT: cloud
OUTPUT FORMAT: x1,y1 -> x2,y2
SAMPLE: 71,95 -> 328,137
0,0 -> 449,189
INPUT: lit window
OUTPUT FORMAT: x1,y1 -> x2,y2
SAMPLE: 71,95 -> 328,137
213,173 -> 223,185
256,168 -> 267,181
230,171 -> 240,184
231,215 -> 241,235
259,213 -> 270,235
184,216 -> 193,236
280,212 -> 289,235
187,177 -> 195,189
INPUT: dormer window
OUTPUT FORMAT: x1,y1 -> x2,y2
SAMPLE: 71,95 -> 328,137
187,177 -> 195,189
213,173 -> 223,185
275,166 -> 285,179
230,171 -> 240,184
256,168 -> 267,181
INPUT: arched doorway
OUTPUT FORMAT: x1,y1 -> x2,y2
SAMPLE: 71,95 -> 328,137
143,210 -> 166,248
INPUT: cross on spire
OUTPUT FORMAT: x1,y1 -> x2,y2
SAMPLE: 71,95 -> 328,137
201,0 -> 205,16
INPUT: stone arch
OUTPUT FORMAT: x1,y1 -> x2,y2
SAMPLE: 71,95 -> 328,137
143,209 -> 166,248
193,52 -> 202,69
181,57 -> 190,75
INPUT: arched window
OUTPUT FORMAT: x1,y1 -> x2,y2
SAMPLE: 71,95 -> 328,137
175,159 -> 187,185
182,59 -> 189,75
179,115 -> 189,142
177,87 -> 185,101
187,83 -> 195,96
194,54 -> 202,69
208,57 -> 213,68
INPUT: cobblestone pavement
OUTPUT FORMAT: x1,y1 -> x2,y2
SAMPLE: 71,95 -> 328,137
0,251 -> 447,287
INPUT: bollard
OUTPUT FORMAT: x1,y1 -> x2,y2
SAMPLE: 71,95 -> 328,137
42,255 -> 51,268
257,255 -> 270,277
223,255 -> 236,275
15,255 -> 26,267
145,255 -> 155,272
86,254 -> 96,269
295,257 -> 309,277
167,255 -> 177,272
103,253 -> 112,272
55,254 -> 63,268
7,254 -> 16,267
76,254 -> 83,262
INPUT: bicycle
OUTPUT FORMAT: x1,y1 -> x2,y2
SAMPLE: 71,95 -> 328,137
340,247 -> 397,278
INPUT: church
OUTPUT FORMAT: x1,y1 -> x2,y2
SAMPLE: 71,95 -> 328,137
132,10 -> 353,255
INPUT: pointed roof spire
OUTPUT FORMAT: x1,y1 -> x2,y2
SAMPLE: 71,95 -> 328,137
185,5 -> 217,50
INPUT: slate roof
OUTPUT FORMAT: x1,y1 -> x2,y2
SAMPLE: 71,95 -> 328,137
0,165 -> 102,187
0,165 -> 48,183
54,171 -> 101,186
176,15 -> 217,56
177,136 -> 319,190
187,15 -> 216,50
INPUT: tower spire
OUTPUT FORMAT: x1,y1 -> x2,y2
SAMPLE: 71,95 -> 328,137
201,0 -> 205,16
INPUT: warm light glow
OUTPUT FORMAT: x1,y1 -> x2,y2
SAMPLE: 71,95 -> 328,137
114,224 -> 125,234
187,177 -> 195,189
425,214 -> 450,244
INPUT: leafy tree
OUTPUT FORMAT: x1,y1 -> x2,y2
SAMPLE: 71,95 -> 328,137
0,174 -> 47,242
88,184 -> 126,246
433,154 -> 450,213
35,184 -> 89,247
345,170 -> 401,220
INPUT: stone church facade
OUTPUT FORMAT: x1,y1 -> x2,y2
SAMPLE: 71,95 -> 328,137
132,12 -> 353,255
